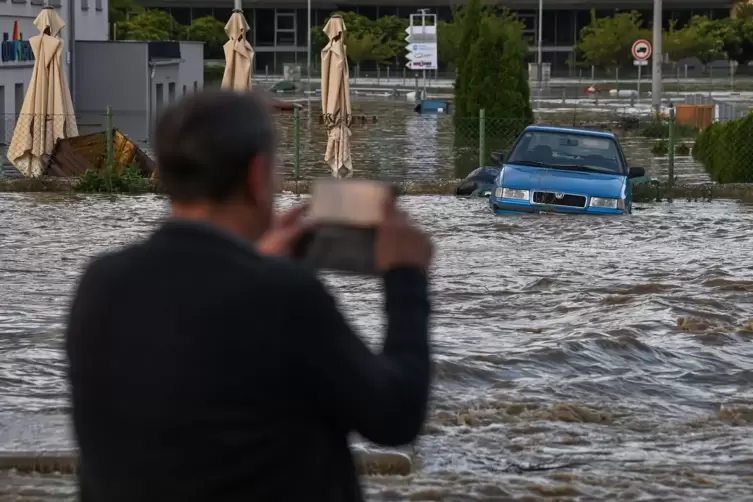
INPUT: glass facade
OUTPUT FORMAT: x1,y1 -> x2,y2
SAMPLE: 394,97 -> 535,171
158,5 -> 729,74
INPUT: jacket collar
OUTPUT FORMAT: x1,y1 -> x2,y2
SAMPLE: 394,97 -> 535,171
152,219 -> 261,259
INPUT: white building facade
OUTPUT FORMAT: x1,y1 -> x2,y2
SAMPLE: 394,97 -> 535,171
0,0 -> 108,141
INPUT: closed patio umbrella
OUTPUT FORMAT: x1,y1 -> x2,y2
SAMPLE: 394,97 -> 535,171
321,15 -> 353,178
221,8 -> 254,91
8,6 -> 77,178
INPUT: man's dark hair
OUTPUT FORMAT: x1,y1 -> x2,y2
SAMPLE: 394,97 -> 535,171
154,90 -> 276,202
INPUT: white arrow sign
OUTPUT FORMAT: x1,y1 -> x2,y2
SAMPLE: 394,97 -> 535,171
405,25 -> 438,70
405,25 -> 437,44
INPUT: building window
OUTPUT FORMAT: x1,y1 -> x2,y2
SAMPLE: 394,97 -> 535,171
275,10 -> 296,46
15,83 -> 24,119
48,0 -> 61,6
256,9 -> 275,46
555,10 -> 574,46
276,14 -> 294,30
168,82 -> 176,102
296,8 -> 308,48
276,32 -> 295,46
31,0 -> 45,5
191,7 -> 212,20
81,0 -> 89,10
11,0 -> 27,4
171,7 -> 191,25
156,83 -> 164,112
95,0 -> 102,11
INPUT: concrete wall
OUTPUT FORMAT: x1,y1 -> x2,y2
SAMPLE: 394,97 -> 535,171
150,61 -> 179,133
75,41 -> 149,141
74,0 -> 109,41
74,40 -> 204,144
178,41 -> 204,97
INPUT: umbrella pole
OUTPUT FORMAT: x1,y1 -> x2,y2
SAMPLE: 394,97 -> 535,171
233,0 -> 241,10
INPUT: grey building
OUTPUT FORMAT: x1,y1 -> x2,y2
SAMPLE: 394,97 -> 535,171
136,0 -> 734,74
75,41 -> 204,143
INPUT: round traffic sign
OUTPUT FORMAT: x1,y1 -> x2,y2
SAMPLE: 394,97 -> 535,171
632,39 -> 652,61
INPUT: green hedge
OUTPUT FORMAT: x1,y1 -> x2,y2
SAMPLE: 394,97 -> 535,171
204,65 -> 225,84
693,114 -> 753,183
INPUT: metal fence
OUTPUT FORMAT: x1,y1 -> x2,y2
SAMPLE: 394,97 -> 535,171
2,108 -> 659,182
682,94 -> 753,124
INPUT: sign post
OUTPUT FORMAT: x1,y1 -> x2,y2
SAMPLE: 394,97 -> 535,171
632,39 -> 652,104
405,10 -> 438,100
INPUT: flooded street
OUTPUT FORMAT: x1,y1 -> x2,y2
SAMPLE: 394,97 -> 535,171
2,97 -> 711,184
1,193 -> 752,501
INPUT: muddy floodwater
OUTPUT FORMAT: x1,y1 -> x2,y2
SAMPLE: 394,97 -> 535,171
2,98 -> 710,184
1,193 -> 753,501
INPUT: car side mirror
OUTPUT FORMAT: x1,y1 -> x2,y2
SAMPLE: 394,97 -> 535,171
628,167 -> 645,179
490,151 -> 506,163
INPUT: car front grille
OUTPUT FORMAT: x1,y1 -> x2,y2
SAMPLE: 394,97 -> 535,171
532,191 -> 587,208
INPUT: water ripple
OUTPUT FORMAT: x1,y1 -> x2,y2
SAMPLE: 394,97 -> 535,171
1,193 -> 753,501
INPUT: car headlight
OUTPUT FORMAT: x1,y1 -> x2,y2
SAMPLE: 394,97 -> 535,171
495,187 -> 530,200
589,197 -> 625,209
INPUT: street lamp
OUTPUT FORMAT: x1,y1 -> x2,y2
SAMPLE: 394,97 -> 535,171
537,0 -> 543,82
307,0 -> 312,88
651,0 -> 662,113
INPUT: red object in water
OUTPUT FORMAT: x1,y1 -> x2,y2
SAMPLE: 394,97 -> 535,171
584,85 -> 601,95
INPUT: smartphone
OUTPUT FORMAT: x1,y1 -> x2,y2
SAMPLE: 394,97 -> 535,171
293,179 -> 396,275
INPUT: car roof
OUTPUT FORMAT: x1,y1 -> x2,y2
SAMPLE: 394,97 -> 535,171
523,125 -> 617,140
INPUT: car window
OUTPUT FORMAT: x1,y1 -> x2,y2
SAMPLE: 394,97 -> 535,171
508,130 -> 624,174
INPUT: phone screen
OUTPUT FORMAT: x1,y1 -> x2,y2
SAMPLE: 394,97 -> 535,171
293,180 -> 394,275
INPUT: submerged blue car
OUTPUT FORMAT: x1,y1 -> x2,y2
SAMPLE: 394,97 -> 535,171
489,126 -> 645,215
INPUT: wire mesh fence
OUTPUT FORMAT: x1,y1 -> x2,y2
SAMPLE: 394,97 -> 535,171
692,116 -> 753,184
0,105 -> 718,185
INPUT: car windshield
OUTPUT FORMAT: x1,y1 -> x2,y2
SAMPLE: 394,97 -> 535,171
507,130 -> 625,174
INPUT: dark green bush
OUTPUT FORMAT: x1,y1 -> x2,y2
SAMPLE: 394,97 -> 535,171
639,119 -> 697,139
203,65 -> 225,84
73,166 -> 150,194
675,143 -> 691,156
452,0 -> 532,177
693,114 -> 753,183
651,140 -> 668,156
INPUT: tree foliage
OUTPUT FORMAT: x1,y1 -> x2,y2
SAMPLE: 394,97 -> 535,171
346,32 -> 392,66
454,1 -> 532,124
109,0 -> 143,24
118,10 -> 183,41
664,19 -> 721,63
185,16 -> 227,59
577,9 -> 753,69
437,20 -> 459,67
312,12 -> 408,66
576,10 -> 651,69
694,114 -> 753,183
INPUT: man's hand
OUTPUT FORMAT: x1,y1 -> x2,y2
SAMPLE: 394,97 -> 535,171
257,204 -> 309,257
375,199 -> 433,273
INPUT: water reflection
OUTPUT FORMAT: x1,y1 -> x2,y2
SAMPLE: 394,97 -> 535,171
404,114 -> 440,180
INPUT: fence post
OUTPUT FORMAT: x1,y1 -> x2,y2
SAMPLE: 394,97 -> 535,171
668,105 -> 675,194
105,105 -> 113,193
479,108 -> 486,168
293,106 -> 301,194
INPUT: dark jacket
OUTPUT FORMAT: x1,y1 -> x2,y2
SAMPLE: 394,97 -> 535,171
66,221 -> 431,502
